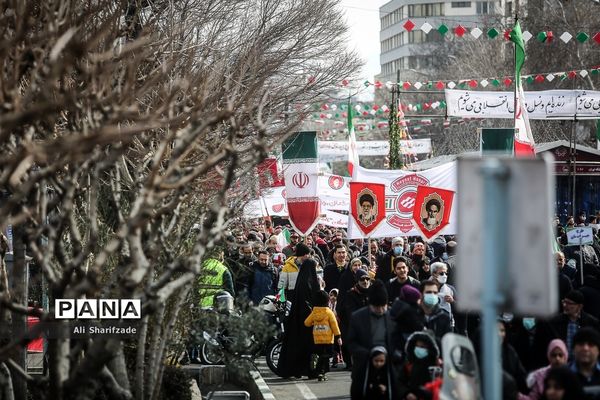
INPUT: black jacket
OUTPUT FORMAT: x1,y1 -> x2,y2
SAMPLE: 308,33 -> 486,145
323,262 -> 347,293
386,276 -> 420,304
417,305 -> 452,342
375,250 -> 403,283
347,306 -> 399,382
579,276 -> 600,321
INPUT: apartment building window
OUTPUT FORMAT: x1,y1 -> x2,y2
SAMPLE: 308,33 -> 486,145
381,6 -> 405,29
409,31 -> 425,44
451,1 -> 471,7
408,3 -> 443,17
476,1 -> 496,14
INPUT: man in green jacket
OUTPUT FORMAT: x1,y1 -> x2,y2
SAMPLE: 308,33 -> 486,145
199,248 -> 235,308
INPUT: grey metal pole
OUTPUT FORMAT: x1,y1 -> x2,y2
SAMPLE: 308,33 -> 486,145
579,238 -> 584,286
481,158 -> 509,400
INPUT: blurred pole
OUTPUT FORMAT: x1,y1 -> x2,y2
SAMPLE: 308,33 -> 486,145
481,158 -> 509,400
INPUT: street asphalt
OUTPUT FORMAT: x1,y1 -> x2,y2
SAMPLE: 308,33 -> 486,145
256,358 -> 351,399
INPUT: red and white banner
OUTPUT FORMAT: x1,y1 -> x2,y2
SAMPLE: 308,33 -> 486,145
282,132 -> 320,235
347,162 -> 457,239
412,185 -> 455,240
350,182 -> 386,237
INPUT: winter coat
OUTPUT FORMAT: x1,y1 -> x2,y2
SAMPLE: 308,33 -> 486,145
347,306 -> 400,382
417,305 -> 452,342
323,262 -> 347,293
398,330 -> 441,399
278,256 -> 299,292
304,306 -> 341,345
248,262 -> 277,305
579,275 -> 600,321
375,250 -> 402,283
389,299 -> 424,342
386,276 -> 420,304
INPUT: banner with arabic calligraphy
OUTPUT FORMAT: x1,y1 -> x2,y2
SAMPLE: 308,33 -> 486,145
318,140 -> 432,162
445,89 -> 600,119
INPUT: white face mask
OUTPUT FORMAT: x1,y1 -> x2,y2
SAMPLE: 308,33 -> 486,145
437,275 -> 447,284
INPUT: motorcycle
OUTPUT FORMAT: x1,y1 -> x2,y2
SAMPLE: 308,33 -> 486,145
256,295 -> 290,374
199,293 -> 290,367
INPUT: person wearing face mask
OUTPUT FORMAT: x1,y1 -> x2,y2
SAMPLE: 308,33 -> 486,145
375,237 -> 406,284
417,280 -> 451,342
398,330 -> 441,400
430,262 -> 456,329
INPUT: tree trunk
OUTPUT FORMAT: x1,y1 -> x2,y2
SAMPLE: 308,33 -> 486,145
9,225 -> 27,400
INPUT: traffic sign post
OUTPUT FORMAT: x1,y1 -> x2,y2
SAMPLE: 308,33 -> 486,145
457,154 -> 556,400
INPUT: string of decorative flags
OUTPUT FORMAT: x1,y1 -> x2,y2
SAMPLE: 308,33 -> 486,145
312,101 -> 446,117
314,116 -> 477,136
343,66 -> 600,91
393,19 -> 600,45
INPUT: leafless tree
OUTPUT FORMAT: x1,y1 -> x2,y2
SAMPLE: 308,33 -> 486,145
0,0 -> 360,398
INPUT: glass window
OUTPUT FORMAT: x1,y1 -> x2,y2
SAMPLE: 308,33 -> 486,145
452,1 -> 471,6
476,1 -> 496,14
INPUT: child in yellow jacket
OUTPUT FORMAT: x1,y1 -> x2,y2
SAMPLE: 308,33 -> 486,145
304,290 -> 342,381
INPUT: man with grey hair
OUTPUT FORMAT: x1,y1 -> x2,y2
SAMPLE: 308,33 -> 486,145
375,236 -> 406,283
430,261 -> 456,329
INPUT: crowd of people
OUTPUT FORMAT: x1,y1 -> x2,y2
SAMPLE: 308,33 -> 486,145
196,215 -> 600,399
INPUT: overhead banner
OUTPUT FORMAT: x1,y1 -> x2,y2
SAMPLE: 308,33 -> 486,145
347,162 -> 457,239
242,199 -> 348,228
412,186 -> 455,240
319,209 -> 348,229
350,182 -> 386,237
319,140 -> 432,162
282,132 -> 320,235
445,89 -> 600,119
243,173 -> 351,219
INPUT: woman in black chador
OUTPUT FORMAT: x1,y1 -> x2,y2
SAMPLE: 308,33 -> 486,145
277,257 -> 321,378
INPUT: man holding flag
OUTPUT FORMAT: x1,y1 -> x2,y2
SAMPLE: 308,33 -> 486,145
510,20 -> 536,156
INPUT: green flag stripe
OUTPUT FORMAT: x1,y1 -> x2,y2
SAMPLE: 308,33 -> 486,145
282,131 -> 318,160
347,101 -> 353,133
509,21 -> 526,81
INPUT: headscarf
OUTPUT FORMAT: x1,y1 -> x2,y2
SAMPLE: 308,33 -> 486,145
547,339 -> 567,361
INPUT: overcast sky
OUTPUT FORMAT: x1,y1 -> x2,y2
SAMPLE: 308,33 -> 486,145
338,0 -> 388,97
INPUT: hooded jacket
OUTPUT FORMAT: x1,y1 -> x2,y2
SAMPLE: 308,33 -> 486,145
278,256 -> 299,291
304,306 -> 341,344
399,330 -> 441,398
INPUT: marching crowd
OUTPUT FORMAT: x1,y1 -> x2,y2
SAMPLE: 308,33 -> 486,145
197,214 -> 600,399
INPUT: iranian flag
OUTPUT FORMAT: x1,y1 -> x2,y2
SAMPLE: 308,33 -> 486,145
510,21 -> 535,157
347,102 -> 359,179
282,132 -> 320,235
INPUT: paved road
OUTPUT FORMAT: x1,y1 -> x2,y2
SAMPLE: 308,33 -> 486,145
256,358 -> 352,400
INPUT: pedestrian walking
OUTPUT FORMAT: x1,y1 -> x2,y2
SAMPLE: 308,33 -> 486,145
304,290 -> 342,381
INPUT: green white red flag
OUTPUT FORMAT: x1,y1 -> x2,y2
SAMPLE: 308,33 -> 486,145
282,132 -> 320,235
510,21 -> 535,157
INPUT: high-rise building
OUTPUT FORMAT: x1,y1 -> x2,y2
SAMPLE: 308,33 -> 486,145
377,0 -> 514,83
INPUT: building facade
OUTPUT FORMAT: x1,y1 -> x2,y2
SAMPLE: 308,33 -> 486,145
377,0 -> 514,83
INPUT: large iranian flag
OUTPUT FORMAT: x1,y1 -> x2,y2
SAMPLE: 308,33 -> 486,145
282,132 -> 320,235
510,21 -> 535,157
